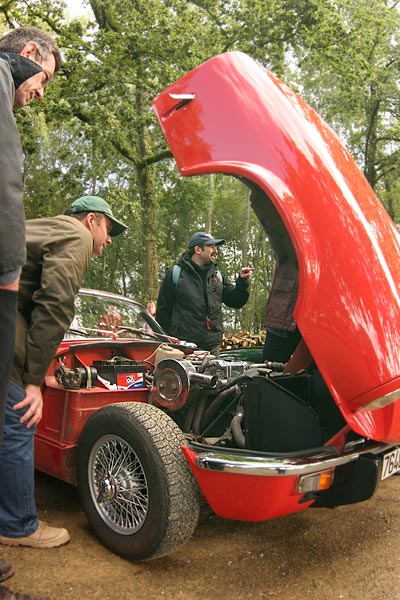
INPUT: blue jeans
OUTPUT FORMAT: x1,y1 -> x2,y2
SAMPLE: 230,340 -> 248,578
0,380 -> 38,537
0,289 -> 18,448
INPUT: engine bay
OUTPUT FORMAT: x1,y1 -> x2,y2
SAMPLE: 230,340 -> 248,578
55,344 -> 348,454
150,350 -> 348,452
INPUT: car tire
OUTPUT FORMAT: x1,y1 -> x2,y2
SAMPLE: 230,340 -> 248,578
76,402 -> 200,560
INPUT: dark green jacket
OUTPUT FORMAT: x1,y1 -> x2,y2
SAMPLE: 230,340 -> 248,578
12,215 -> 93,387
0,58 -> 25,274
156,253 -> 249,350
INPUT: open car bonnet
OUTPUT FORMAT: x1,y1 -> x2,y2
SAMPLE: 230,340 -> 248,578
152,51 -> 400,443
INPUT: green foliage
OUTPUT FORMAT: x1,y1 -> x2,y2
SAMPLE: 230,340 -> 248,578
288,0 -> 400,219
2,0 -> 400,333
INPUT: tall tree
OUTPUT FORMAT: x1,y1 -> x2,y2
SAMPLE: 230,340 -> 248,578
3,0 -> 399,330
50,0 -> 324,300
288,0 -> 400,220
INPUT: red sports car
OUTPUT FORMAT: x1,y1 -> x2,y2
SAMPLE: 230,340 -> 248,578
36,52 -> 400,561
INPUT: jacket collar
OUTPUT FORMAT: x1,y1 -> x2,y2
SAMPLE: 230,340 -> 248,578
0,52 -> 42,90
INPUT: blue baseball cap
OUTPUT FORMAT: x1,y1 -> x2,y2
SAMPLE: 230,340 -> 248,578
188,232 -> 225,249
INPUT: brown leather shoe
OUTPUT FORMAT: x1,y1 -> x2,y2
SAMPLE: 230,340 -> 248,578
0,560 -> 13,583
0,522 -> 69,549
0,584 -> 49,600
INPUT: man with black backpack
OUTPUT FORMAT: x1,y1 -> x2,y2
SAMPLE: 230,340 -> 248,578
156,232 -> 253,356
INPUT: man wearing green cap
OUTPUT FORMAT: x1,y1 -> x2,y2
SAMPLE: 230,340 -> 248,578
0,196 -> 127,551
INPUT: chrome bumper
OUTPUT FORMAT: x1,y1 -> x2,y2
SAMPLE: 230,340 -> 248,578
195,441 -> 396,477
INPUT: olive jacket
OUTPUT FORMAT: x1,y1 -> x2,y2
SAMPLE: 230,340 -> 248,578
11,215 -> 93,387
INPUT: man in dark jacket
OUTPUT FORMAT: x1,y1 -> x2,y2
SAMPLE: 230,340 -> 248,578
156,232 -> 253,356
0,196 -> 127,557
0,26 -> 61,595
249,187 -> 301,363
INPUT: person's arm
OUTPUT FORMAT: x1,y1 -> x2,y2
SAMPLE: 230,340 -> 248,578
22,221 -> 93,387
221,269 -> 251,309
156,269 -> 175,333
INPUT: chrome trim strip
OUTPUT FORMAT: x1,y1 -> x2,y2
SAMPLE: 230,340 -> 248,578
195,442 -> 396,477
169,93 -> 196,100
356,388 -> 400,412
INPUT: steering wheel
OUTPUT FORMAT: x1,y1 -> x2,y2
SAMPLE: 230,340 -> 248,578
66,328 -> 90,337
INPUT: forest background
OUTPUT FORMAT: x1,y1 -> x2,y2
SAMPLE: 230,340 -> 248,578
1,0 -> 399,333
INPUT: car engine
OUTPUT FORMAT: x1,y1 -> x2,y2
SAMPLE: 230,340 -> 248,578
150,350 -> 344,453
55,344 -> 348,455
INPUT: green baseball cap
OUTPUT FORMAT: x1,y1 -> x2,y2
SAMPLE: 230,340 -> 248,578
64,195 -> 128,237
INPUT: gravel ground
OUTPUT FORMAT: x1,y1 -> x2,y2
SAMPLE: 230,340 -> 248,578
3,471 -> 400,600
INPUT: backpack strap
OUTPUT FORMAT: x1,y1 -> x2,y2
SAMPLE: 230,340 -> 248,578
172,264 -> 222,286
172,264 -> 182,286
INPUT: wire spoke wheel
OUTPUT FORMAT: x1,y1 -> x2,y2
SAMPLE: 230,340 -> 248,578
89,435 -> 149,534
77,402 -> 200,560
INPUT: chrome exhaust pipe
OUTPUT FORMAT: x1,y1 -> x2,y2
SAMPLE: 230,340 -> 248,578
189,371 -> 217,388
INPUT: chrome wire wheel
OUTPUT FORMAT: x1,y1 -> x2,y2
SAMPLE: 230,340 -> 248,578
77,402 -> 200,559
88,434 -> 149,535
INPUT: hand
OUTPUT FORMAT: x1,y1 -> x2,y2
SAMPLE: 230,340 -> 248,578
0,276 -> 19,291
13,384 -> 43,429
239,267 -> 255,279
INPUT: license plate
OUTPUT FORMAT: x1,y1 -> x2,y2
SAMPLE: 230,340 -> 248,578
381,448 -> 400,480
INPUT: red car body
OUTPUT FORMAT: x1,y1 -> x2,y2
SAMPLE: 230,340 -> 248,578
36,52 -> 400,560
152,51 -> 400,438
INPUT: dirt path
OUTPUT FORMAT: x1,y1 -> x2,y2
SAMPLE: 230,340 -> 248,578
3,471 -> 400,600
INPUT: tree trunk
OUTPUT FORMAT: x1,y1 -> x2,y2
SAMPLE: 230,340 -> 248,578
363,85 -> 380,190
384,179 -> 395,221
137,166 -> 159,300
206,175 -> 214,233
134,63 -> 159,301
242,196 -> 250,265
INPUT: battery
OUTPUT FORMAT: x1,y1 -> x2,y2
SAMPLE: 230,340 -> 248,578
92,359 -> 146,389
